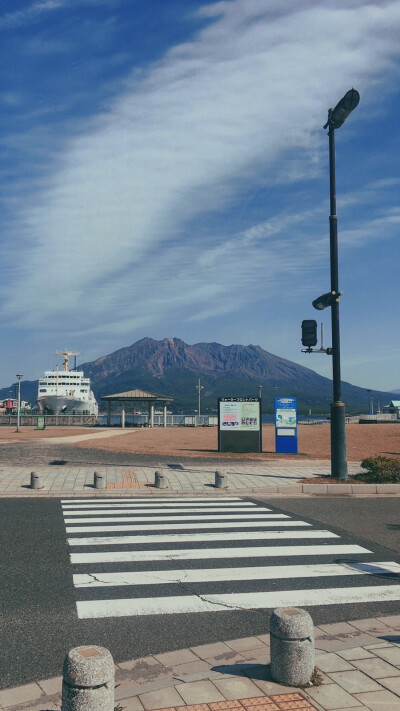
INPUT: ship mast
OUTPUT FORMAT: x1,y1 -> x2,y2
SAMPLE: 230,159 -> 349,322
55,350 -> 80,372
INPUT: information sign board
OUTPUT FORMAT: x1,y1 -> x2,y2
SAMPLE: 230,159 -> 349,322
218,397 -> 261,452
275,397 -> 298,453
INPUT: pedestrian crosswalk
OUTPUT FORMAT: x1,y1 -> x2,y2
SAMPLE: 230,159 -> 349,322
61,496 -> 400,620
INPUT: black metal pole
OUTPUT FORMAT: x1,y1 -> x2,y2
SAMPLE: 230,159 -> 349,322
328,117 -> 348,479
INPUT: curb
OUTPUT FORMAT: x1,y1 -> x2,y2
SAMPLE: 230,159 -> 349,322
0,483 -> 399,497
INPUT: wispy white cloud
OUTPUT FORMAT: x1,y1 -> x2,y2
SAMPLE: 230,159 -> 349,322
0,0 -> 123,29
2,0 -> 400,348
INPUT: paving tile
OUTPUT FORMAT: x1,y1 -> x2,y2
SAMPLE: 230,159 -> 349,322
116,679 -> 178,701
0,682 -> 42,707
352,658 -> 400,679
378,675 -> 400,696
154,650 -> 200,667
377,615 -> 400,629
327,671 -> 382,693
191,643 -> 235,660
170,660 -> 211,676
337,649 -> 376,661
255,636 -> 270,647
174,680 -> 225,704
355,689 -> 400,710
225,639 -> 269,653
118,656 -> 166,673
208,701 -> 242,709
318,623 -> 366,637
138,686 -> 186,710
173,670 -> 224,684
347,620 -> 391,634
316,636 -> 378,653
364,644 -> 392,650
371,647 -> 400,666
116,697 -> 145,711
206,653 -> 249,667
305,684 -> 362,709
213,677 -> 266,700
238,699 -> 280,711
1,702 -> 61,711
315,653 -> 355,673
239,649 -> 270,662
36,675 -> 62,695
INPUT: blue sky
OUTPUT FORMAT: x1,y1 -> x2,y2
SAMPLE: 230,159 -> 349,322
1,0 -> 400,392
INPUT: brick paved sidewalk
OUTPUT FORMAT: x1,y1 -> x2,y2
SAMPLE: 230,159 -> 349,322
1,615 -> 399,711
1,460 -> 399,497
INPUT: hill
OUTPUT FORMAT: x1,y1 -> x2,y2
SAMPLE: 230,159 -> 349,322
2,337 -> 396,414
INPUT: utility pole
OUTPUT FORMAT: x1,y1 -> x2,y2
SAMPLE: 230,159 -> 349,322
196,378 -> 204,418
16,373 -> 23,433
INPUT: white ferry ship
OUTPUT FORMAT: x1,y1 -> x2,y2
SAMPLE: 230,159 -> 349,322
37,351 -> 98,416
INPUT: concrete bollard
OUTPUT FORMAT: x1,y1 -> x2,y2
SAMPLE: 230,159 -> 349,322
62,645 -> 114,711
270,607 -> 315,686
94,471 -> 106,489
155,470 -> 168,488
215,470 -> 228,488
30,472 -> 43,489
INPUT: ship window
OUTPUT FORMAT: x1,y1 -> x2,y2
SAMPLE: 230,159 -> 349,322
39,389 -> 46,392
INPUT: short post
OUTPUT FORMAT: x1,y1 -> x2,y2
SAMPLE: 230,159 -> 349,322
94,471 -> 106,489
62,645 -> 114,711
30,472 -> 43,489
215,470 -> 228,488
270,608 -> 314,686
155,470 -> 168,488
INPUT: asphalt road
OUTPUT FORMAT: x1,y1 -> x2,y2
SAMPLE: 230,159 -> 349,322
1,496 -> 399,691
0,440 -> 239,468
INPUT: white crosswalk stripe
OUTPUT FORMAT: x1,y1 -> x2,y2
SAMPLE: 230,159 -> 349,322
61,497 -> 400,620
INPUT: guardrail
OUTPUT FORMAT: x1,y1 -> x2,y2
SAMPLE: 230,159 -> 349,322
0,415 -> 97,426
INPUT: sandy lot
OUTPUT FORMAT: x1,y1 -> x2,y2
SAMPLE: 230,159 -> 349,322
0,427 -> 94,441
0,423 -> 397,461
77,423 -> 400,461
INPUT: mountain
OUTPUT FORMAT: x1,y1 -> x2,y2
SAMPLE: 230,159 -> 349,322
2,337 -> 397,414
79,337 -> 397,414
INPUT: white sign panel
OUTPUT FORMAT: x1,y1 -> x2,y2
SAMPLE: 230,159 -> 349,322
219,400 -> 259,431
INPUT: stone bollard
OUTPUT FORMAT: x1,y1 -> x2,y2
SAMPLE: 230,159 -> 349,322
94,471 -> 106,489
155,470 -> 168,488
62,645 -> 114,711
270,608 -> 314,686
215,470 -> 228,488
30,472 -> 43,489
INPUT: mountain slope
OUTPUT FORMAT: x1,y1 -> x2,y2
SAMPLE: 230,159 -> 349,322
2,337 -> 396,414
80,337 -> 395,413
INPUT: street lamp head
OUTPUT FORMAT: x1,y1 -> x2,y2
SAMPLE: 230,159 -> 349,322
312,291 -> 338,310
325,88 -> 360,129
16,373 -> 23,379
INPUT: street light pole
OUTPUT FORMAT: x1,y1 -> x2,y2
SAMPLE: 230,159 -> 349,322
196,378 -> 204,418
16,373 -> 23,433
324,88 -> 359,479
328,116 -> 348,479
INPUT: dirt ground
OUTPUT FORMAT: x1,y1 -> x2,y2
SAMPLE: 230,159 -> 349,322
80,423 -> 400,461
1,423 -> 398,461
0,427 -> 93,441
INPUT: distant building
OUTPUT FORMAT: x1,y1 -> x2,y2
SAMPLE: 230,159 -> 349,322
383,400 -> 400,418
0,398 -> 30,413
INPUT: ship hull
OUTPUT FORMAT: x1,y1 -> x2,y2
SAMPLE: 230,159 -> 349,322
37,395 -> 98,416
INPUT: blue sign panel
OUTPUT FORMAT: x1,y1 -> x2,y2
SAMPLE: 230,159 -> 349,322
275,397 -> 298,454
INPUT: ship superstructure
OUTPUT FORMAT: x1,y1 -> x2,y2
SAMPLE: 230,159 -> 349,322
37,351 -> 98,416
